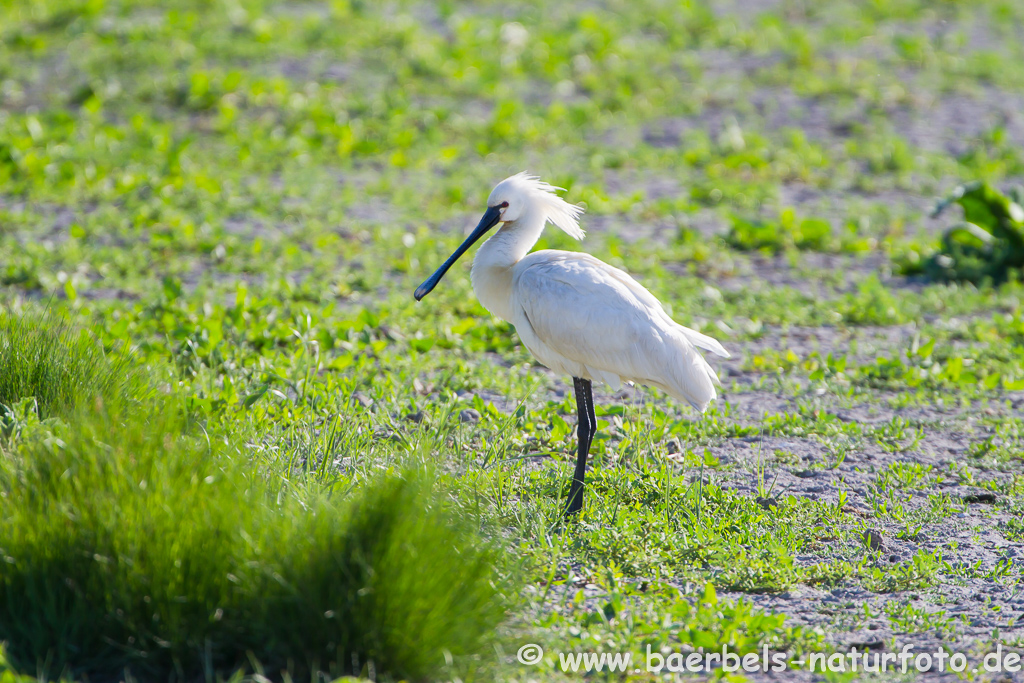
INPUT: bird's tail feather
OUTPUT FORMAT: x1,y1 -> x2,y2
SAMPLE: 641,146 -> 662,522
650,333 -> 721,413
677,325 -> 730,358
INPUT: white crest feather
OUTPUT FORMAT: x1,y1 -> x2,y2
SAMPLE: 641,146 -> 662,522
509,171 -> 585,240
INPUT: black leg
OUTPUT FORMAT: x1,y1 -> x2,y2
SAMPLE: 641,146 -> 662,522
566,377 -> 594,517
583,377 -> 596,454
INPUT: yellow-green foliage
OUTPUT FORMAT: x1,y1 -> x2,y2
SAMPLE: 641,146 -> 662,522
0,316 -> 505,681
0,310 -> 149,422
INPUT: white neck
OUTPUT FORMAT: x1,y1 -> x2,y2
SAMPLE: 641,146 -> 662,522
470,204 -> 546,322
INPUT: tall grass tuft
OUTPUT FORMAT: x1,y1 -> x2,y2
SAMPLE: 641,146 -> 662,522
258,474 -> 506,678
0,309 -> 148,421
0,311 -> 507,681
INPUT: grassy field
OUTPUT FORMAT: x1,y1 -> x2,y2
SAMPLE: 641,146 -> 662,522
2,0 -> 1024,680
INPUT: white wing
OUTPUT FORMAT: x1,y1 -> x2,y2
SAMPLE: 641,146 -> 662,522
511,251 -> 728,412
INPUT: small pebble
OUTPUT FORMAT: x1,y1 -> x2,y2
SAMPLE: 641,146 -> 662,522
863,529 -> 884,551
459,408 -> 481,424
849,640 -> 884,650
960,491 -> 997,504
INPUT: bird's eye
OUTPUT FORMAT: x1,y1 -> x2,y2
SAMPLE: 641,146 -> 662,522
499,201 -> 509,209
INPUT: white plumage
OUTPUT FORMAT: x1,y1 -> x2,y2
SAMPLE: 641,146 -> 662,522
414,172 -> 730,517
467,172 -> 730,411
511,252 -> 727,410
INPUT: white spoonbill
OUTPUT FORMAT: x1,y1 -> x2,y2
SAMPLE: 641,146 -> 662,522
415,173 -> 730,516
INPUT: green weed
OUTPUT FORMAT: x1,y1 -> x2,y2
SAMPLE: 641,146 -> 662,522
908,182 -> 1024,284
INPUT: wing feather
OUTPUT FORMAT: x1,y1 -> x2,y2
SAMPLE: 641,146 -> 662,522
511,251 -> 727,411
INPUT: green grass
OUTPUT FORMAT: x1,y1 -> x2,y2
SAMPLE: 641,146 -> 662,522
0,309 -> 149,422
2,0 -> 1024,678
0,316 -> 504,681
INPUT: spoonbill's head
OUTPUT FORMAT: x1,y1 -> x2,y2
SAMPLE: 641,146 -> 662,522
414,172 -> 584,300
